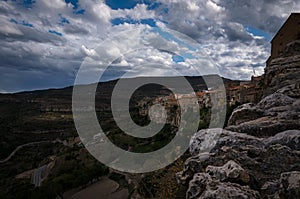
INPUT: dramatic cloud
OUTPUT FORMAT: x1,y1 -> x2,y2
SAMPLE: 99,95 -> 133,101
156,0 -> 300,79
0,0 -> 299,92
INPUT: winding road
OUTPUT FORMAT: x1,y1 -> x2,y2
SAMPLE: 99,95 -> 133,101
0,141 -> 49,163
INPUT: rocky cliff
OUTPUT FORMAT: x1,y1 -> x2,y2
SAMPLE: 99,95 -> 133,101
226,84 -> 300,137
177,40 -> 300,198
264,40 -> 300,96
177,129 -> 300,198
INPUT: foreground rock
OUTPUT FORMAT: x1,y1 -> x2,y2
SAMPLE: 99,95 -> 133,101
179,76 -> 300,199
226,85 -> 300,137
177,129 -> 300,199
187,172 -> 259,199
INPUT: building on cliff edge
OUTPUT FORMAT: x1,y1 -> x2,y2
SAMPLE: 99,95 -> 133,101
267,13 -> 300,65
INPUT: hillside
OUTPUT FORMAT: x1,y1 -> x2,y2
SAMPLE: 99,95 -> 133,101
0,75 -> 244,198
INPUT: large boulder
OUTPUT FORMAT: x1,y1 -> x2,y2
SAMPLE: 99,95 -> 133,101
177,129 -> 300,199
187,172 -> 260,199
257,93 -> 295,109
227,103 -> 264,126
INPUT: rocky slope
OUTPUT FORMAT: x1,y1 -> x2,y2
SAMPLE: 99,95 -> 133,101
226,84 -> 300,137
263,41 -> 300,97
177,42 -> 300,198
225,41 -> 300,137
177,129 -> 300,198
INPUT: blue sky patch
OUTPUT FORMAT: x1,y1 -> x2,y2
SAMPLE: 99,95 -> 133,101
75,9 -> 85,15
245,26 -> 271,41
141,19 -> 156,27
21,21 -> 33,27
106,0 -> 139,10
23,0 -> 35,6
10,18 -> 18,24
64,0 -> 85,15
172,55 -> 185,63
145,1 -> 162,10
48,30 -> 63,36
181,52 -> 195,59
65,0 -> 79,9
12,0 -> 36,8
59,15 -> 70,26
111,18 -> 156,27
106,0 -> 161,10
10,18 -> 34,27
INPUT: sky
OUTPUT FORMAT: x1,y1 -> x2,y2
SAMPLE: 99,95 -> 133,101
0,0 -> 300,93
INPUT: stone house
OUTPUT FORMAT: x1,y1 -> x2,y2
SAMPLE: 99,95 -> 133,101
267,13 -> 300,65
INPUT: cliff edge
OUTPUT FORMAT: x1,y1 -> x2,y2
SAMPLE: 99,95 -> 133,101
177,15 -> 300,199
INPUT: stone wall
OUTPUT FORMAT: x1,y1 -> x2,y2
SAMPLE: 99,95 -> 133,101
270,13 -> 300,59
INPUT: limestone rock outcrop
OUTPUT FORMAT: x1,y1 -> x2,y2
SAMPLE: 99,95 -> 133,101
177,129 -> 300,199
178,19 -> 300,199
226,85 -> 300,137
179,67 -> 300,198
